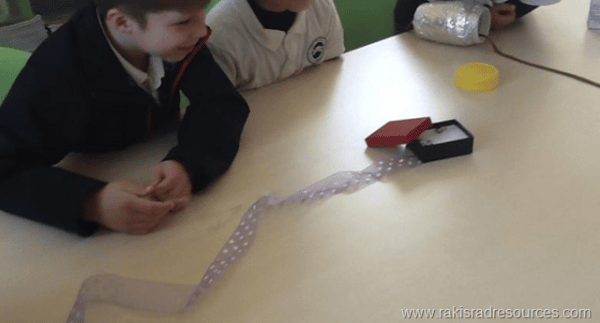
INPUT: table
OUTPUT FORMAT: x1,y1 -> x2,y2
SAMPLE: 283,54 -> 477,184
2,1 -> 599,321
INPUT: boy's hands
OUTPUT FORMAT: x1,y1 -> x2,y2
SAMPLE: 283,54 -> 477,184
82,182 -> 176,235
491,3 -> 517,30
146,160 -> 193,212
81,160 -> 192,235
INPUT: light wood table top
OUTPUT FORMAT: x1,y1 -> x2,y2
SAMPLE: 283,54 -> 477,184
2,1 -> 599,321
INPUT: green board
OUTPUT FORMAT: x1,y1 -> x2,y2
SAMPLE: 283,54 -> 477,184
335,0 -> 396,51
0,46 -> 30,104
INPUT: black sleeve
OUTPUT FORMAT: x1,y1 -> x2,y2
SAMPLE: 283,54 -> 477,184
394,0 -> 428,34
509,0 -> 538,18
164,47 -> 250,193
0,44 -> 105,236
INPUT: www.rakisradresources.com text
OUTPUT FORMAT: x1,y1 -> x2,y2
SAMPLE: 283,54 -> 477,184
401,307 -> 591,319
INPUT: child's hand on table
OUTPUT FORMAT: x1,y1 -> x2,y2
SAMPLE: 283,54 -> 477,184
82,182 -> 176,234
146,160 -> 193,212
491,3 -> 517,29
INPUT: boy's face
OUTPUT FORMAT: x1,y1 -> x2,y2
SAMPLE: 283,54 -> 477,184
256,0 -> 313,13
130,5 -> 208,63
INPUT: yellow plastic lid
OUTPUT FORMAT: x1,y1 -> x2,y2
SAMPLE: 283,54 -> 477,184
454,62 -> 499,92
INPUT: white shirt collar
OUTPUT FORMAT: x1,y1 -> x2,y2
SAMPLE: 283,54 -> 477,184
96,10 -> 164,94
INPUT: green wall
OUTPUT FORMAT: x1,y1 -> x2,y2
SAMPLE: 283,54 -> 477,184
335,0 -> 396,51
0,0 -> 34,27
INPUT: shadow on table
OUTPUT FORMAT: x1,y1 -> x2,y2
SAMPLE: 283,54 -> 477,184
56,130 -> 178,184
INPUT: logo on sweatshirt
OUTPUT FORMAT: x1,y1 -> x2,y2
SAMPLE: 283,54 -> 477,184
307,37 -> 327,65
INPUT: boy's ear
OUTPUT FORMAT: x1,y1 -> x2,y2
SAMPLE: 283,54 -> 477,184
105,8 -> 136,34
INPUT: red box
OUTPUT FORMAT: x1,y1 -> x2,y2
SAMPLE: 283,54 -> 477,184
365,117 -> 432,147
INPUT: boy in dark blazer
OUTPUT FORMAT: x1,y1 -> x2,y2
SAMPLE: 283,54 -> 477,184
0,0 -> 250,236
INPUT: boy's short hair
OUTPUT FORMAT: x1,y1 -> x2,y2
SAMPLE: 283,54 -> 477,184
93,0 -> 210,29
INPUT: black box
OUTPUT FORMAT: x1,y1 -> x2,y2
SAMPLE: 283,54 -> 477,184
407,120 -> 474,163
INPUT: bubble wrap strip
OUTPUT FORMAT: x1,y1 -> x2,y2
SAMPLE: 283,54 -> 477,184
66,150 -> 421,322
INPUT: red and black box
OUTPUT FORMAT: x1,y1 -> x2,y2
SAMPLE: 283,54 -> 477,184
366,117 -> 473,163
